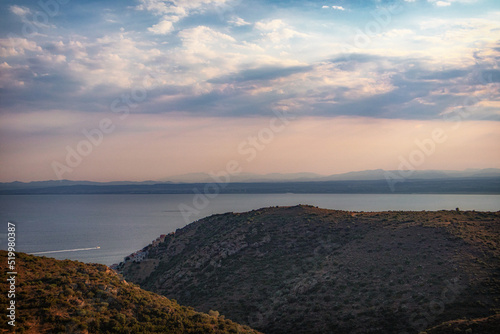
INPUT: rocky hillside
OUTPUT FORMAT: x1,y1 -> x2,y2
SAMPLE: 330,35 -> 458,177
0,251 -> 260,334
117,205 -> 500,334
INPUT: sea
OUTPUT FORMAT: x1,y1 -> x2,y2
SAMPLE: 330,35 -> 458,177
1,194 -> 499,266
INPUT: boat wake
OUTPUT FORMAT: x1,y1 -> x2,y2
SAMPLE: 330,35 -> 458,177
31,246 -> 100,255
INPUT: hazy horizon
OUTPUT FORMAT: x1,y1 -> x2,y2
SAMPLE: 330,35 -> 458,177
1,0 -> 499,182
1,167 -> 500,184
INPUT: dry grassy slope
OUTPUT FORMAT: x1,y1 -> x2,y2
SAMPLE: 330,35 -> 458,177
0,251 -> 261,334
118,205 -> 500,334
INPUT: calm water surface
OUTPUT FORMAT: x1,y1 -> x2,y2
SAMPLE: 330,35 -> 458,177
0,194 -> 498,265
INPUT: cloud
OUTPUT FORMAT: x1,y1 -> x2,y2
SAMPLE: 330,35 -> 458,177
1,0 -> 498,123
179,25 -> 235,43
9,5 -> 31,17
0,38 -> 41,57
229,16 -> 251,26
0,62 -> 26,88
148,19 -> 175,34
137,0 -> 231,34
208,65 -> 314,84
330,53 -> 385,64
8,4 -> 56,30
322,5 -> 345,10
177,25 -> 237,64
3,37 -> 498,122
480,70 -> 500,83
420,69 -> 469,80
254,19 -> 308,44
428,0 -> 479,5
0,28 -> 170,113
254,19 -> 286,31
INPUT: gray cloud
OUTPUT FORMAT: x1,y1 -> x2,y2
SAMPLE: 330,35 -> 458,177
2,48 -> 498,122
1,0 -> 499,125
420,69 -> 469,81
208,65 -> 313,84
329,53 -> 385,64
480,69 -> 500,83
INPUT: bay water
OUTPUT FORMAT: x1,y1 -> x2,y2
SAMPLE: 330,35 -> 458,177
1,194 -> 498,265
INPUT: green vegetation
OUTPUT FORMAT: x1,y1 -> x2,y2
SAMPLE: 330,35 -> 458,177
119,205 -> 500,334
0,251 -> 260,334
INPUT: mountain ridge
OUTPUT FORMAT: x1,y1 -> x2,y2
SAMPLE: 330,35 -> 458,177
1,169 -> 499,194
117,205 -> 500,334
162,168 -> 500,183
1,168 -> 499,187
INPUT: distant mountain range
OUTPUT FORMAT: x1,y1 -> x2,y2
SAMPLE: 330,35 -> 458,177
0,179 -> 160,190
162,168 -> 500,183
1,169 -> 499,194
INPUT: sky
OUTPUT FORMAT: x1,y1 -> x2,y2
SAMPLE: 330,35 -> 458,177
0,0 -> 499,182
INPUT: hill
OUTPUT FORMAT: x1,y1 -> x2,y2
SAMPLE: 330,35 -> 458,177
117,205 -> 500,334
0,251 -> 260,334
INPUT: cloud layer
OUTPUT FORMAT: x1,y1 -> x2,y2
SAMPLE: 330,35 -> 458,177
0,0 -> 499,181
